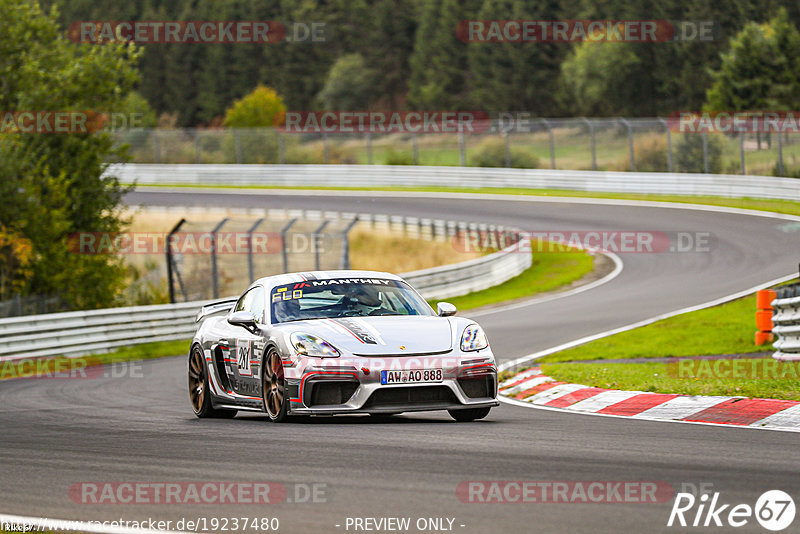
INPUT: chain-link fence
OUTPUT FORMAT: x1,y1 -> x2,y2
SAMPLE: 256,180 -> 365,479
112,118 -> 800,177
0,294 -> 70,318
166,214 -> 359,303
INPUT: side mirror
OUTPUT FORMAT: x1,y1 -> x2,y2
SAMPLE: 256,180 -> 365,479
437,302 -> 457,317
228,311 -> 257,331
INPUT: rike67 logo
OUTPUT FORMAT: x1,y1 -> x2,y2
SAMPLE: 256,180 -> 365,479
668,489 -> 795,531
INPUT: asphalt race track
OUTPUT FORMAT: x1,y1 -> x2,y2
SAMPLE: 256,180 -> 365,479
2,189 -> 800,533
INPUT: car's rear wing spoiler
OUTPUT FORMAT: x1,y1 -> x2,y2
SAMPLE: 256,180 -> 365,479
196,297 -> 238,323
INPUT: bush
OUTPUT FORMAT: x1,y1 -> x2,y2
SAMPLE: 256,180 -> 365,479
382,150 -> 415,165
468,137 -> 539,169
633,135 -> 669,172
223,86 -> 286,128
675,134 -> 724,173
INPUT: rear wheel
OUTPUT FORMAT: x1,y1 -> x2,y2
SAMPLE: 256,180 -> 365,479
448,407 -> 490,422
263,348 -> 289,423
188,346 -> 237,418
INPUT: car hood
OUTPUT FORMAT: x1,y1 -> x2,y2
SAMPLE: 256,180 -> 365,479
277,316 -> 454,355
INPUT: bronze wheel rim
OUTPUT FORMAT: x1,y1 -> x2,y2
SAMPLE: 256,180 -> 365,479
263,349 -> 285,418
188,348 -> 206,413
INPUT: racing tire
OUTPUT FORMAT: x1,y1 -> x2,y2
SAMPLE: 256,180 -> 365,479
188,345 -> 237,419
448,407 -> 491,422
262,347 -> 289,423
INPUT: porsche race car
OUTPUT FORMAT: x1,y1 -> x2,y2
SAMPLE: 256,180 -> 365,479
188,270 -> 498,422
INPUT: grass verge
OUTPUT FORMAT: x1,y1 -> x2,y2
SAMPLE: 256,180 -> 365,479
534,286 -> 800,400
539,294 -> 764,364
432,245 -> 594,312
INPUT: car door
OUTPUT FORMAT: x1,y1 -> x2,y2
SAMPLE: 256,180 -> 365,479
226,286 -> 266,397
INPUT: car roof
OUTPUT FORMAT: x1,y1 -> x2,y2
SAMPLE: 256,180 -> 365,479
252,270 -> 404,290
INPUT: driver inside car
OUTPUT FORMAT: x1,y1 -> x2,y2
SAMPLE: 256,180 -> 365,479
273,298 -> 301,322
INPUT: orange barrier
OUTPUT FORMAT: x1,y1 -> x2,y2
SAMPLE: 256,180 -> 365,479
755,289 -> 776,346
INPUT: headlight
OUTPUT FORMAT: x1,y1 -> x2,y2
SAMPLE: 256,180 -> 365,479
461,324 -> 489,352
290,332 -> 340,358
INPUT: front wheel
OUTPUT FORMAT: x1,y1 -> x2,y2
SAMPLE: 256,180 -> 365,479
188,346 -> 237,419
448,407 -> 491,422
262,348 -> 289,423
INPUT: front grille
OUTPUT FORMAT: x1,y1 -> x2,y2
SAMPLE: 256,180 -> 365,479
458,375 -> 496,399
307,381 -> 359,407
363,386 -> 457,408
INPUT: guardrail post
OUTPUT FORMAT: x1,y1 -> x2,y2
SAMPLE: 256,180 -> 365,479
323,133 -> 330,164
210,218 -> 229,300
504,131 -> 511,168
314,220 -> 331,271
152,130 -> 160,163
366,132 -> 373,165
234,130 -> 243,164
166,218 -> 186,304
702,132 -> 709,174
194,131 -> 201,164
582,118 -> 596,171
458,131 -> 466,166
541,119 -> 556,169
278,132 -> 285,164
246,218 -> 264,283
280,218 -> 297,272
339,217 -> 360,269
740,132 -> 746,175
412,133 -> 419,165
777,133 -> 784,176
620,118 -> 635,171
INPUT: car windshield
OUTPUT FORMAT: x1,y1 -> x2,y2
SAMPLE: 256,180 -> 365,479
270,278 -> 434,324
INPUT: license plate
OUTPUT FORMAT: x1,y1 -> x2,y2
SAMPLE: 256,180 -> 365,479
380,369 -> 443,385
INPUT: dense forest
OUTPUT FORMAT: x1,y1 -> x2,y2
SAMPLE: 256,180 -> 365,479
41,0 -> 800,126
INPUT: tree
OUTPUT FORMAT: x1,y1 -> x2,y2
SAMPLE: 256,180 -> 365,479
559,41 -> 642,116
408,0 -> 479,109
317,54 -> 377,110
468,0 -> 566,113
0,0 -> 139,308
223,86 -> 286,128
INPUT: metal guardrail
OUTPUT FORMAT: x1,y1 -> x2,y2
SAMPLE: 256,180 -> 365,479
772,283 -> 800,361
110,164 -> 800,202
0,216 -> 527,362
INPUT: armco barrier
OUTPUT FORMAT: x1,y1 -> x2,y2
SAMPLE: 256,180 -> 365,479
0,223 -> 528,362
772,283 -> 800,361
109,164 -> 800,202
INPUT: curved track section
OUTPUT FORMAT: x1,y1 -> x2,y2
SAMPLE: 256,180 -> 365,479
2,189 -> 799,533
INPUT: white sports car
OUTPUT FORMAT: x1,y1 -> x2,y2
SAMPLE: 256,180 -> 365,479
189,270 -> 498,422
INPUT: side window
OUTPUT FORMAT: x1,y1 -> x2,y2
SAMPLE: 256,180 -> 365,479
234,291 -> 251,313
248,286 -> 266,324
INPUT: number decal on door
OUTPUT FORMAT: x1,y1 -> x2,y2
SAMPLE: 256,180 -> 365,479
236,339 -> 252,377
